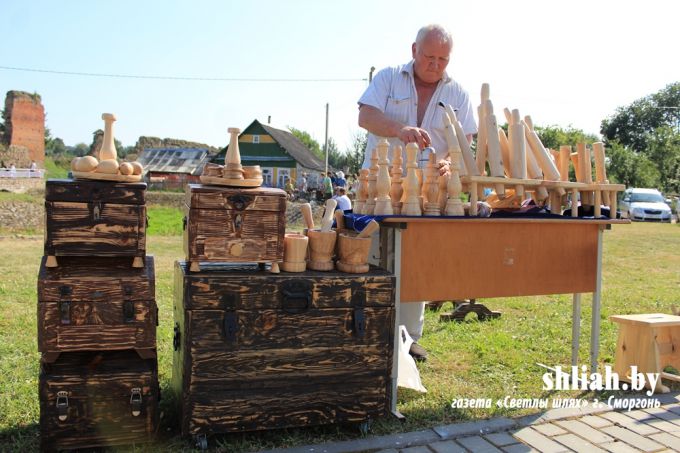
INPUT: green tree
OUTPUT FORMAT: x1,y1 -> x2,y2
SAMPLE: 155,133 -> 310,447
605,141 -> 660,188
289,127 -> 323,160
71,143 -> 89,157
601,82 -> 680,152
534,125 -> 598,150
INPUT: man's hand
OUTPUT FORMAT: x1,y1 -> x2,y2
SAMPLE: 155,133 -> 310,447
398,126 -> 431,150
436,159 -> 451,176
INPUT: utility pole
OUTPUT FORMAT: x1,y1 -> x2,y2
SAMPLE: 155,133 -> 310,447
369,66 -> 375,83
324,103 -> 329,175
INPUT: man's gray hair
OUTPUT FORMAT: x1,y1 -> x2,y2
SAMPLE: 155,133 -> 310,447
415,24 -> 453,48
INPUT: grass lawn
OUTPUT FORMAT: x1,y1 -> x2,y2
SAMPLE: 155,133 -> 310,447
0,221 -> 679,451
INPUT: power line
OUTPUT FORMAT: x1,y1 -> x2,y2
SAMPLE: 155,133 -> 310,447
0,65 -> 366,83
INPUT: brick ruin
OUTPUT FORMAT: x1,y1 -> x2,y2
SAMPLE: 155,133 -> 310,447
2,91 -> 45,165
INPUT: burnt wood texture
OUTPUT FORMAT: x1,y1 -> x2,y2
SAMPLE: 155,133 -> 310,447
44,179 -> 147,258
39,350 -> 159,452
183,184 -> 286,267
37,256 -> 157,362
172,262 -> 395,437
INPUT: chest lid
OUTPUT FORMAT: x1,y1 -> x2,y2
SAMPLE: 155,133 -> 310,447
185,183 -> 286,211
46,179 -> 146,204
38,256 -> 155,302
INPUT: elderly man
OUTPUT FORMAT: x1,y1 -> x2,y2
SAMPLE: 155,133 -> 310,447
357,24 -> 477,361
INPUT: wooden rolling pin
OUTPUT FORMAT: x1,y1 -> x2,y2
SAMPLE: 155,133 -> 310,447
592,141 -> 611,205
485,100 -> 505,197
357,219 -> 379,238
440,103 -> 479,176
301,203 -> 315,230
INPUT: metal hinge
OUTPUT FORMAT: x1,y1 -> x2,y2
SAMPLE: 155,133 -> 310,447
56,391 -> 69,421
130,387 -> 142,417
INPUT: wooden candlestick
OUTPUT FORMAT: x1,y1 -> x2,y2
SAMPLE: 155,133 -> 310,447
437,173 -> 449,213
401,143 -> 422,215
355,168 -> 369,214
365,148 -> 378,215
390,145 -> 403,214
485,100 -> 506,197
423,152 -> 440,215
99,113 -> 117,161
445,144 -> 464,216
373,138 -> 393,215
224,127 -> 244,179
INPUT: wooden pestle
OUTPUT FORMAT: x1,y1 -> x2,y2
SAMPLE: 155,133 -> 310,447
320,199 -> 337,232
357,219 -> 380,238
301,203 -> 315,230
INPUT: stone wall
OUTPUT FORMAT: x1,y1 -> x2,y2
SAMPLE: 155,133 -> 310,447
0,177 -> 44,193
0,144 -> 31,168
3,91 -> 45,163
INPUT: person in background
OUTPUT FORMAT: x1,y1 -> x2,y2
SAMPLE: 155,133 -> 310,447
357,23 -> 477,362
9,163 -> 16,178
322,172 -> 333,201
335,171 -> 347,188
333,186 -> 352,212
29,160 -> 37,177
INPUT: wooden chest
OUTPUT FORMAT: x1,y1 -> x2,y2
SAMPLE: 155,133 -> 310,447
39,350 -> 159,452
37,256 -> 157,362
183,184 -> 286,271
171,262 -> 395,439
44,179 -> 147,264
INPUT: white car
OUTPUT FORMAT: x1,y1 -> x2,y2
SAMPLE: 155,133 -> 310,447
619,188 -> 672,222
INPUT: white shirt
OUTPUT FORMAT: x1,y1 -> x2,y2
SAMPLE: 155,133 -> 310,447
334,194 -> 352,212
358,60 -> 477,169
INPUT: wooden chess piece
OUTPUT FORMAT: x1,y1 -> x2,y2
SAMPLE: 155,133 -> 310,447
423,153 -> 440,215
390,145 -> 403,214
223,127 -> 244,180
373,138 -> 393,215
485,100 -> 506,197
445,151 -> 464,216
365,148 -> 378,215
99,113 -> 117,161
401,143 -> 422,215
437,172 -> 449,213
355,168 -> 369,214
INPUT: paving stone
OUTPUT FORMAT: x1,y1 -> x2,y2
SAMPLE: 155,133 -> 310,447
428,440 -> 466,453
532,423 -> 567,436
501,444 -> 537,453
554,419 -> 614,444
511,427 -> 569,453
375,450 -> 400,453
399,447 -> 432,453
639,416 -> 680,434
625,409 -> 657,421
599,411 -> 660,435
580,415 -> 614,428
433,418 -> 516,440
456,435 -> 503,452
649,432 -> 680,449
643,407 -> 680,426
598,441 -> 639,453
601,425 -> 664,452
552,433 -> 607,452
261,429 -> 440,453
484,432 -> 518,447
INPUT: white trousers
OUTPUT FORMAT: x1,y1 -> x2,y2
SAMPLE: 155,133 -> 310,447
400,301 -> 425,342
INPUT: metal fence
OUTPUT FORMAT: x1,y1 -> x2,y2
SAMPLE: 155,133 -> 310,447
0,168 -> 45,178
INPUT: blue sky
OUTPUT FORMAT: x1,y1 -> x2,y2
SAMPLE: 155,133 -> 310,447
1,0 -> 678,151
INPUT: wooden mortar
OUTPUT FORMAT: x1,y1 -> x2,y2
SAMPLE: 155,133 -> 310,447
280,232 -> 308,272
336,232 -> 372,274
306,229 -> 336,271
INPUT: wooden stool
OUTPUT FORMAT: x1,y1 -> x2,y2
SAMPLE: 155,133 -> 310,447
610,313 -> 680,393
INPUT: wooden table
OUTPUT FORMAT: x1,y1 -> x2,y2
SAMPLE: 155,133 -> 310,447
372,217 -> 628,413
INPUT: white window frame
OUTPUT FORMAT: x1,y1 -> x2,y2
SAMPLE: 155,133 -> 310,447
277,169 -> 291,188
261,167 -> 273,187
252,135 -> 260,144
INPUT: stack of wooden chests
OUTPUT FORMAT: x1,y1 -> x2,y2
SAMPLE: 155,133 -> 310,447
173,183 -> 396,450
37,179 -> 158,451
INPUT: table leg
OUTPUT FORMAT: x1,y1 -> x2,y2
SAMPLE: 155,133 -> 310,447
591,226 -> 604,373
391,229 -> 402,414
572,293 -> 581,367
